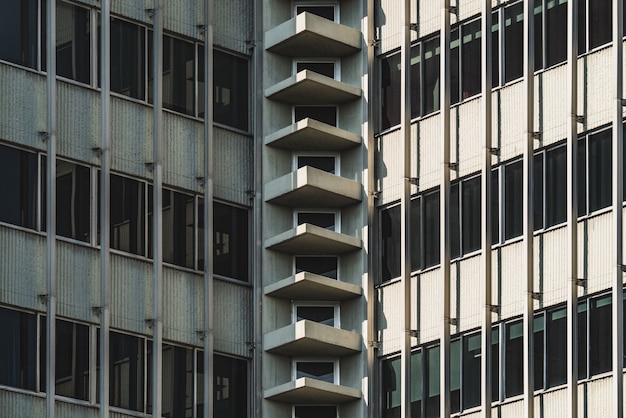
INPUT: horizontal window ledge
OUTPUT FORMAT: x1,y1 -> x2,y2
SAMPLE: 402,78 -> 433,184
264,320 -> 361,356
265,12 -> 361,57
264,377 -> 361,403
265,118 -> 361,151
265,223 -> 362,254
264,271 -> 362,300
265,166 -> 362,207
265,70 -> 361,104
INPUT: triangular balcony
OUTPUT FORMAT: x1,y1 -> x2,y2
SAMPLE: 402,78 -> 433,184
264,319 -> 361,356
266,70 -> 361,104
265,166 -> 362,208
264,377 -> 361,403
266,12 -> 361,57
265,223 -> 361,254
265,118 -> 361,151
264,271 -> 362,301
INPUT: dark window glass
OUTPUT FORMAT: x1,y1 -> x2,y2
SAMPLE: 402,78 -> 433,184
587,129 -> 612,212
295,256 -> 338,279
534,0 -> 543,71
411,351 -> 423,416
110,18 -> 145,100
504,160 -> 523,240
296,61 -> 335,78
534,315 -> 545,390
547,308 -> 567,387
589,0 -> 612,49
213,202 -> 249,281
110,332 -> 144,411
491,327 -> 500,402
577,138 -> 587,215
505,321 -> 523,398
297,212 -> 335,230
161,189 -> 195,269
423,191 -> 440,268
381,205 -> 401,281
150,345 -> 193,417
0,307 -> 37,390
450,339 -> 460,413
534,153 -> 544,230
296,306 -> 334,326
0,0 -> 39,68
411,44 -> 421,119
297,155 -> 335,174
56,161 -> 91,242
450,28 -> 460,105
296,362 -> 334,383
55,2 -> 90,83
462,176 -> 481,254
55,320 -> 90,400
295,5 -> 335,20
423,36 -> 440,115
450,183 -> 460,259
578,0 -> 587,53
294,405 -> 337,418
461,19 -> 481,100
411,197 -> 421,272
110,174 -> 145,255
492,13 -> 500,87
0,144 -> 39,229
545,0 -> 567,67
504,3 -> 524,83
380,53 -> 401,130
149,35 -> 195,115
590,296 -> 612,375
213,50 -> 248,131
578,301 -> 588,379
462,333 -> 481,409
382,357 -> 401,417
294,106 -> 337,126
545,146 -> 566,227
214,355 -> 248,418
491,169 -> 500,244
425,345 -> 439,418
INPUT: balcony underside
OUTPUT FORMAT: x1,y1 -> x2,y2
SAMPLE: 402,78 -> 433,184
264,272 -> 361,300
264,118 -> 361,151
265,70 -> 361,104
265,224 -> 361,255
264,320 -> 362,356
264,377 -> 361,403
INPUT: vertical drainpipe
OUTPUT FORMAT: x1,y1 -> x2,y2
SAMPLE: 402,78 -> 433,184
45,0 -> 57,416
99,1 -> 111,417
440,1 -> 451,417
612,1 -> 624,416
366,0 -> 377,414
151,1 -> 164,417
400,0 -> 412,416
480,1 -> 493,416
522,0 -> 535,416
252,0 -> 264,414
203,0 -> 215,416
566,1 -> 579,416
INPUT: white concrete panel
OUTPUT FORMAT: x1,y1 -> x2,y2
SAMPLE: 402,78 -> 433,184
163,267 -> 203,346
454,254 -> 482,333
162,111 -> 203,192
57,401 -> 98,418
584,213 -> 613,294
536,65 -> 568,148
377,128 -> 402,206
110,96 -> 153,179
417,114 -> 441,191
377,281 -> 403,355
537,387 -> 566,418
213,279 -> 253,358
0,390 -> 45,417
586,376 -> 612,418
213,128 -> 254,206
418,268 -> 442,344
498,398 -> 523,416
57,240 -> 100,323
110,253 -> 153,335
536,226 -> 568,307
377,0 -> 403,54
581,47 -> 614,133
455,98 -> 482,178
497,241 -> 524,318
496,81 -> 526,162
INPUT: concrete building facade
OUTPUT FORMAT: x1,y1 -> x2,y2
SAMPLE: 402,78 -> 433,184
0,0 -> 625,417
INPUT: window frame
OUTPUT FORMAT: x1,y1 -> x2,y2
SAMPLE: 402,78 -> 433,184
293,1 -> 340,22
292,358 -> 339,384
293,152 -> 340,175
294,255 -> 340,280
294,58 -> 340,79
292,301 -> 340,328
294,209 -> 340,231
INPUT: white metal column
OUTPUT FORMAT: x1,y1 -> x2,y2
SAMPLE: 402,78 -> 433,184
612,1 -> 624,417
203,0 -> 215,417
566,1 -> 579,416
151,1 -> 164,417
440,2 -> 452,417
400,0 -> 413,416
45,0 -> 57,416
98,1 -> 112,417
522,0 -> 535,416
480,1 -> 494,416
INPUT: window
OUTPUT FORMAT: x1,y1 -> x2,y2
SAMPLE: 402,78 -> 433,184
154,344 -> 193,417
212,202 -> 249,281
294,106 -> 337,126
295,256 -> 338,279
0,144 -> 40,229
462,334 -> 481,409
0,307 -> 37,391
380,52 -> 401,130
425,345 -> 440,417
0,0 -> 39,69
459,19 -> 481,101
504,160 -> 522,240
423,36 -> 440,115
55,1 -> 91,84
110,18 -> 146,100
544,0 -> 567,67
196,353 -> 248,418
294,360 -> 336,383
296,154 -> 337,174
589,295 -> 612,375
533,315 -> 545,390
110,174 -> 146,256
294,405 -> 337,418
295,304 -> 338,327
212,50 -> 249,131
423,191 -> 440,268
110,332 -> 144,411
505,321 -> 523,397
546,308 -> 567,387
544,145 -> 566,228
586,129 -> 612,213
294,4 -> 336,21
296,211 -> 337,230
380,204 -> 401,281
56,160 -> 91,242
296,60 -> 336,78
504,3 -> 524,83
587,0 -> 613,50
160,189 -> 195,268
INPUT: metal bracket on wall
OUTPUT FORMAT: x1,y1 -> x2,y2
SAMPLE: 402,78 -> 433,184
145,8 -> 156,18
405,177 -> 419,185
92,147 -> 103,156
368,340 -> 380,349
446,317 -> 458,326
145,162 -> 154,172
370,190 -> 381,199
92,306 -> 103,316
531,291 -> 542,301
196,330 -> 208,340
531,131 -> 542,140
368,39 -> 380,48
145,319 -> 155,328
447,162 -> 458,170
576,115 -> 585,124
38,131 -> 49,142
38,294 -> 49,305
487,304 -> 500,314
408,330 -> 419,338
489,147 -> 500,156
196,25 -> 207,34
408,23 -> 418,31
621,99 -> 626,107
447,6 -> 457,15
575,278 -> 587,287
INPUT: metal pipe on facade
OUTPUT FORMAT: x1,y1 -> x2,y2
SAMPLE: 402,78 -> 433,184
400,0 -> 412,415
99,1 -> 112,417
203,0 -> 215,416
366,0 -> 378,413
612,1 -> 624,416
440,1 -> 452,417
45,0 -> 57,416
151,1 -> 164,417
566,1 -> 579,416
522,1 -> 535,416
480,1 -> 493,416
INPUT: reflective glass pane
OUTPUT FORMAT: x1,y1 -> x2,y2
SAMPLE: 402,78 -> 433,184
56,2 -> 90,83
110,174 -> 145,255
296,362 -> 334,383
109,332 -> 144,411
110,18 -> 145,100
0,0 -> 39,68
380,53 -> 401,130
0,307 -> 37,390
295,256 -> 338,279
381,205 -> 401,281
296,306 -> 334,326
57,161 -> 91,242
587,129 -> 612,212
0,144 -> 39,229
